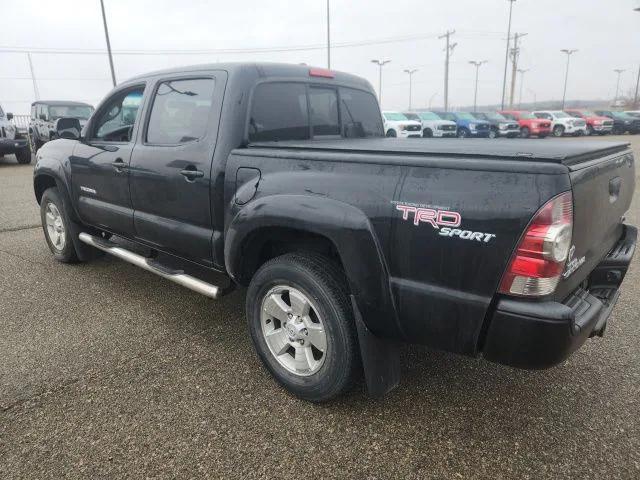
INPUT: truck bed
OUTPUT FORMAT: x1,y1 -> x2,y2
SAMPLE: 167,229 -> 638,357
250,138 -> 630,165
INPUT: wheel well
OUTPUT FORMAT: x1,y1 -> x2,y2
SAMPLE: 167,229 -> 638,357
34,174 -> 57,204
237,227 -> 344,286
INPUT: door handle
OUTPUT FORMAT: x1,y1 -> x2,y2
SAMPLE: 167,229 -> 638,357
180,168 -> 204,181
112,158 -> 127,172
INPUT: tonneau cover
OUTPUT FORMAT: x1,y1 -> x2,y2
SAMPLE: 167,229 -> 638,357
250,138 -> 630,164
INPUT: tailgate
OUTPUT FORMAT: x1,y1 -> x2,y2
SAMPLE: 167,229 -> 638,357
555,149 -> 635,299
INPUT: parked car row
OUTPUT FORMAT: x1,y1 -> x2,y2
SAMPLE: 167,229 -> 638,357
382,109 -> 640,139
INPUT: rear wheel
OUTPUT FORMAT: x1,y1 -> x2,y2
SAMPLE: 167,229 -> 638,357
246,253 -> 359,402
457,128 -> 469,138
587,125 -> 594,136
488,129 -> 498,139
40,187 -> 80,263
553,125 -> 565,137
520,127 -> 530,138
423,128 -> 433,138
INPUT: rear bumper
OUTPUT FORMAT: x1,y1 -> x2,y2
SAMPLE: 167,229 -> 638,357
0,138 -> 28,154
483,224 -> 637,369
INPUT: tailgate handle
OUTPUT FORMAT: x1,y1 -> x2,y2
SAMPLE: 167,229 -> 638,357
609,177 -> 621,203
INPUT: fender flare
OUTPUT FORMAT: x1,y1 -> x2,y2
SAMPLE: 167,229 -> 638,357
224,194 -> 402,339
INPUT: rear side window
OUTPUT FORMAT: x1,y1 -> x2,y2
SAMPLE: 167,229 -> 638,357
147,78 -> 215,144
340,88 -> 384,138
249,83 -> 309,142
309,87 -> 340,136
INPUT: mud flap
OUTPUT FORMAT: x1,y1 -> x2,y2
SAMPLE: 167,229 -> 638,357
350,295 -> 401,398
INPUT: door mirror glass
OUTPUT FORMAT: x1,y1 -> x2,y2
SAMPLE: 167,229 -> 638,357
55,118 -> 81,140
6,112 -> 13,121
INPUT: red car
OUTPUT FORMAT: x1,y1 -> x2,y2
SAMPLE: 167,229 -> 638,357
499,110 -> 551,138
565,109 -> 614,136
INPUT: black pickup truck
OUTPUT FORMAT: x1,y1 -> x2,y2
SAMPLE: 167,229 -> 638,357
33,63 -> 636,402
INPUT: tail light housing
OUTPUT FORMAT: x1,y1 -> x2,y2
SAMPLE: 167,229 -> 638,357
499,192 -> 573,297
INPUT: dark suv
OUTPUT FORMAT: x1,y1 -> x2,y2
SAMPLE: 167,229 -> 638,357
29,101 -> 94,153
594,110 -> 640,135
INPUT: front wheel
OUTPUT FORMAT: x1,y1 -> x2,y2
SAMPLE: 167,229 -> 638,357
488,129 -> 498,139
520,127 -> 531,138
386,129 -> 397,138
246,253 -> 360,402
553,125 -> 565,137
457,128 -> 469,138
587,125 -> 594,136
40,187 -> 80,263
29,132 -> 42,155
423,128 -> 433,138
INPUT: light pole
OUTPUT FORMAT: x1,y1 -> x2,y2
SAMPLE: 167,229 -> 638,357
326,0 -> 331,69
439,30 -> 456,111
404,69 -> 418,110
560,49 -> 577,109
468,60 -> 487,112
501,0 -> 517,109
371,59 -> 391,105
517,68 -> 528,108
613,69 -> 625,104
428,92 -> 438,109
100,0 -> 117,87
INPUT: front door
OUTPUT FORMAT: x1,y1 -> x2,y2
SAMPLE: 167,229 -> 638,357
129,74 -> 224,267
71,85 -> 146,237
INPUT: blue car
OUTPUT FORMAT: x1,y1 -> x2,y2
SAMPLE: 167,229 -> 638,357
432,111 -> 491,138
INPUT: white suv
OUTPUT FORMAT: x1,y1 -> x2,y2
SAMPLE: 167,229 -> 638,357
533,110 -> 587,137
403,111 -> 457,138
382,111 -> 423,138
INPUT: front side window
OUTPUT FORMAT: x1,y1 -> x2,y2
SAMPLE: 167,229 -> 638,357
93,87 -> 145,142
534,113 -> 551,120
249,83 -> 309,142
309,87 -> 340,136
37,105 -> 47,120
146,78 -> 215,145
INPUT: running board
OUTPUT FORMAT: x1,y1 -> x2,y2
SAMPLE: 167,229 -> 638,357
78,232 -> 221,299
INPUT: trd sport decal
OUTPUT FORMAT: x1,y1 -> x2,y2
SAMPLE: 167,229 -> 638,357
393,202 -> 496,243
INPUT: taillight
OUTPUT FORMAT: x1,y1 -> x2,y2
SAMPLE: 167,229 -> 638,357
499,192 -> 573,297
309,68 -> 335,78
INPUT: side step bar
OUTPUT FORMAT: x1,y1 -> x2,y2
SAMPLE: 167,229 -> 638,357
78,232 -> 221,299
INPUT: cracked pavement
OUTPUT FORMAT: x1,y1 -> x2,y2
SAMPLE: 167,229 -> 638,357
1,139 -> 639,479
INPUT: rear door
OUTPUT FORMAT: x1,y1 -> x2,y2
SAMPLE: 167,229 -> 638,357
128,72 -> 226,267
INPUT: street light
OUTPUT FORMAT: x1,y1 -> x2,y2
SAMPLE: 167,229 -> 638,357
517,68 -> 529,108
371,59 -> 391,105
428,92 -> 438,109
468,60 -> 487,112
403,69 -> 418,110
501,0 -> 517,109
560,49 -> 578,109
614,69 -> 626,104
326,0 -> 331,68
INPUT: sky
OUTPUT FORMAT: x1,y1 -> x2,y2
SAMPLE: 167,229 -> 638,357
1,0 -> 639,115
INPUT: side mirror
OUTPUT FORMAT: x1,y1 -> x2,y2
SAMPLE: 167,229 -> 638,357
6,112 -> 13,121
55,118 -> 82,140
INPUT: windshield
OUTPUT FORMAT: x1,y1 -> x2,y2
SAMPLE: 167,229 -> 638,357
480,112 -> 506,121
418,112 -> 441,121
611,112 -> 631,120
48,105 -> 94,120
517,112 -> 536,119
578,111 -> 596,117
552,111 -> 570,118
403,112 -> 419,120
384,112 -> 408,121
455,112 -> 476,121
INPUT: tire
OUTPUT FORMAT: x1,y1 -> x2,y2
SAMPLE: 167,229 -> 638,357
246,252 -> 359,402
587,125 -> 594,136
574,130 -> 584,137
40,187 -> 80,263
457,128 -> 469,138
520,127 -> 530,138
553,125 -> 565,137
29,132 -> 42,155
488,129 -> 498,139
386,129 -> 397,138
423,128 -> 433,138
15,147 -> 32,164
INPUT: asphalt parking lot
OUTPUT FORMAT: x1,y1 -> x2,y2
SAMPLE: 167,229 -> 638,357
1,137 -> 639,479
